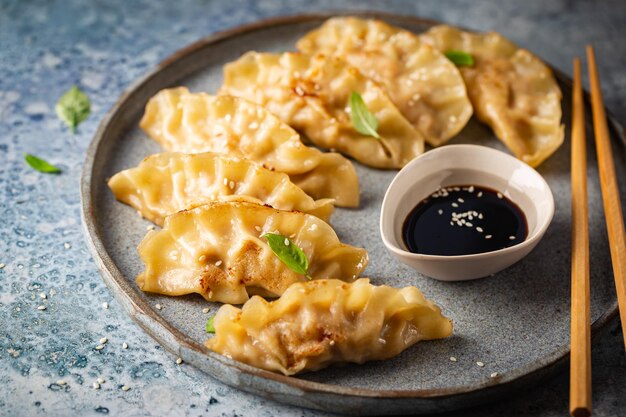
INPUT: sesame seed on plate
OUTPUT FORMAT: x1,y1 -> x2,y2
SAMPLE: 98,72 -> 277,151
476,227 -> 483,233
57,380 -> 67,385
202,307 -> 210,314
477,192 -> 483,198
37,305 -> 46,311
468,186 -> 474,192
176,357 -> 183,365
0,263 -> 5,269
451,202 -> 458,208
476,361 -> 485,367
458,198 -> 464,203
146,225 -> 155,231
155,304 -> 162,310
64,242 -> 71,249
95,345 -> 104,350
93,382 -> 100,389
485,235 -> 492,239
39,292 -> 46,299
438,209 -> 443,215
449,356 -> 457,362
99,337 -> 108,344
122,343 -> 128,349
509,236 -> 516,240
490,372 -> 499,378
102,302 -> 109,310
97,378 -> 105,384
466,222 -> 473,227
121,385 -> 130,391
497,192 -> 503,199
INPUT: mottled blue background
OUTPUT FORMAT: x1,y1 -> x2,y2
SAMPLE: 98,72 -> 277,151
1,0 -> 625,416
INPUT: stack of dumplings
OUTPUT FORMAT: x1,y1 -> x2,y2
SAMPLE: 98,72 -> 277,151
108,16 -> 564,376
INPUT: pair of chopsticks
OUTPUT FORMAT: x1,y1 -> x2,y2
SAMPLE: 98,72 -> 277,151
570,46 -> 626,417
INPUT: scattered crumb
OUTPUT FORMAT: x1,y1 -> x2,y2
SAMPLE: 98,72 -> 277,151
57,380 -> 67,386
122,342 -> 128,349
63,242 -> 71,249
155,304 -> 162,310
176,357 -> 183,365
93,382 -> 100,389
39,292 -> 47,299
102,302 -> 109,310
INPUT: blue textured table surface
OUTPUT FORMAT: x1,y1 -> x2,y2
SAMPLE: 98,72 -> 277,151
1,0 -> 625,416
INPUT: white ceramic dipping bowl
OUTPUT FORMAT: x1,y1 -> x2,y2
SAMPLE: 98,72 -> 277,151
380,144 -> 555,281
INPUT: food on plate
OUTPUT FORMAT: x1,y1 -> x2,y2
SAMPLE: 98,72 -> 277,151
421,25 -> 564,167
206,278 -> 453,375
140,88 -> 359,207
297,17 -> 473,147
108,152 -> 334,226
136,201 -> 368,304
220,51 -> 424,169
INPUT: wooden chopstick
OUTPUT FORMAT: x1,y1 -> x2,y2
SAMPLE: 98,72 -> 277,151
570,57 -> 592,417
587,45 -> 626,349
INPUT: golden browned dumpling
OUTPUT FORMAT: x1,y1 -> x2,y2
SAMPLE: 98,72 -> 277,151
220,52 -> 424,169
206,278 -> 453,375
297,17 -> 473,147
421,25 -> 564,167
108,152 -> 334,226
137,202 -> 368,304
140,88 -> 359,207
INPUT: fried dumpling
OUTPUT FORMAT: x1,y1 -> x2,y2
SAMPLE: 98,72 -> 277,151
137,201 -> 368,304
140,88 -> 359,207
421,25 -> 564,167
220,52 -> 424,169
297,17 -> 472,147
206,278 -> 453,375
108,152 -> 334,226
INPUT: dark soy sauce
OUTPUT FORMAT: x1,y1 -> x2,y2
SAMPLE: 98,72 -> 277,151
402,185 -> 528,256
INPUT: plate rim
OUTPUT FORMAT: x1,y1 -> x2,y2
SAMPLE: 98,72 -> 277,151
80,10 -> 621,411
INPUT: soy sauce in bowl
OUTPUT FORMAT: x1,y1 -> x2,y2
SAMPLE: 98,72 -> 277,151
402,185 -> 528,256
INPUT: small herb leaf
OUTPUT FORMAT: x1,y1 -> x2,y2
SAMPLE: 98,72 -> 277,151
55,86 -> 91,133
206,316 -> 216,334
444,50 -> 475,67
263,233 -> 310,278
349,91 -> 380,138
24,153 -> 61,173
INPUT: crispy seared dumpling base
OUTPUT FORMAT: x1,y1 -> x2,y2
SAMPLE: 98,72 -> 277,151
421,25 -> 564,167
140,88 -> 359,207
206,278 -> 453,375
297,17 -> 473,147
108,152 -> 334,226
220,52 -> 424,169
137,202 -> 368,304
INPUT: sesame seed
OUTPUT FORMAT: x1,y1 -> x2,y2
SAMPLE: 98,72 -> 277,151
202,308 -> 209,314
122,343 -> 128,349
477,192 -> 483,198
224,114 -> 231,122
450,356 -> 457,362
146,225 -> 155,231
438,209 -> 443,215
478,213 -> 484,219
476,361 -> 485,367
95,345 -> 104,350
223,178 -> 228,186
450,222 -> 454,226
37,305 -> 46,311
0,263 -> 5,269
97,378 -> 105,384
64,242 -> 71,249
121,385 -> 130,391
215,260 -> 222,267
476,227 -> 483,233
284,238 -> 289,246
93,382 -> 100,389
176,357 -> 183,365
497,192 -> 503,199
155,304 -> 162,310
378,338 -> 387,345
466,222 -> 473,227
453,187 -> 460,191
490,372 -> 498,378
248,122 -> 258,129
99,337 -> 108,344
57,380 -> 66,385
39,292 -> 46,299
458,198 -> 464,203
254,226 -> 262,232
310,223 -> 318,231
329,340 -> 335,346
198,255 -> 206,262
485,235 -> 492,239
102,302 -> 109,309
468,186 -> 474,193
451,202 -> 458,208
509,236 -> 516,240
229,181 -> 235,190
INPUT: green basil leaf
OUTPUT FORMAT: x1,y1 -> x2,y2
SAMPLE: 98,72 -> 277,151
349,91 -> 380,139
55,86 -> 91,133
206,316 -> 216,334
263,233 -> 310,278
24,153 -> 61,174
444,50 -> 475,67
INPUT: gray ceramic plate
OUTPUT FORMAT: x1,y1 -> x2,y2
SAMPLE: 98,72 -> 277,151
81,12 -> 623,415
